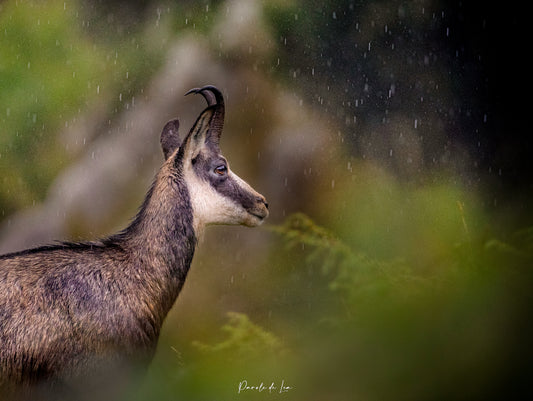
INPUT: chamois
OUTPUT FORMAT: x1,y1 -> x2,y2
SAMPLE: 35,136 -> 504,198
0,85 -> 268,398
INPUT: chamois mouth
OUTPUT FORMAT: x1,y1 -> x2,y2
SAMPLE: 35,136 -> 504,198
250,211 -> 267,221
247,207 -> 269,226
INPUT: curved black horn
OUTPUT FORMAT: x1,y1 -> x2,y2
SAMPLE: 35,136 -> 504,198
185,85 -> 225,146
185,85 -> 224,108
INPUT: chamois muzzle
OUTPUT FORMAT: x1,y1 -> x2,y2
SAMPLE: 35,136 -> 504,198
247,195 -> 269,226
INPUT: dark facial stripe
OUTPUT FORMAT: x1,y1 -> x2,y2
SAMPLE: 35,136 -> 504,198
192,151 -> 257,212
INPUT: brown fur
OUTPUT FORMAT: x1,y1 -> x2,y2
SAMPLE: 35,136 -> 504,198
0,86 -> 268,399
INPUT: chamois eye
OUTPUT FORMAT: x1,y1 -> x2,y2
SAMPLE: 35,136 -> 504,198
214,165 -> 227,176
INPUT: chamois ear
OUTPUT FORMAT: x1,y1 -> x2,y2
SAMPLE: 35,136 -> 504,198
178,107 -> 215,163
160,119 -> 181,160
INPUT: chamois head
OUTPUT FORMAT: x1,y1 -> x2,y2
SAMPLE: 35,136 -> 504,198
160,85 -> 269,234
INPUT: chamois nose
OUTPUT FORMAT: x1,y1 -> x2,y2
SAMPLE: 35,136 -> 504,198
258,196 -> 268,209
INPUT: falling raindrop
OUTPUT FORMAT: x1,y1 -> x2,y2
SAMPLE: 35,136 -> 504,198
388,84 -> 395,98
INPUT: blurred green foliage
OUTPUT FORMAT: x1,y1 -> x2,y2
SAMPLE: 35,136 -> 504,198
270,211 -> 533,400
134,175 -> 532,400
192,311 -> 286,357
1,0 -> 100,212
0,0 -> 164,218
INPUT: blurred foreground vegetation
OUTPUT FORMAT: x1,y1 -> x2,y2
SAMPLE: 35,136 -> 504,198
136,171 -> 532,401
1,0 -> 532,400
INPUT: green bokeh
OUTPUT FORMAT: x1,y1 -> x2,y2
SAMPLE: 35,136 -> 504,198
1,0 -> 101,211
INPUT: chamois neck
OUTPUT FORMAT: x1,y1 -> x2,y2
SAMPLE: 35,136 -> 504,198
110,171 -> 197,321
116,171 -> 197,280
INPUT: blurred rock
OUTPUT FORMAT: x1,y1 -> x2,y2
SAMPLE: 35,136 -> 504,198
211,0 -> 274,62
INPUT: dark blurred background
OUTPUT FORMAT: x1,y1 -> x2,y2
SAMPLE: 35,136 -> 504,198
1,1 -> 532,400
